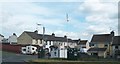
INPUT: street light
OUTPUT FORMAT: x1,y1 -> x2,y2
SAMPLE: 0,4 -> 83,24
37,23 -> 45,47
37,23 -> 46,58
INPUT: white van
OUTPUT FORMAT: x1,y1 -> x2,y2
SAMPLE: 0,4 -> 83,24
21,45 -> 38,54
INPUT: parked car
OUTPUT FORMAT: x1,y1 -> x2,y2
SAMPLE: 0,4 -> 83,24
21,45 -> 38,55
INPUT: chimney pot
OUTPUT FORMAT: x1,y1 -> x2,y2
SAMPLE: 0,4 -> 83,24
64,35 -> 67,38
52,33 -> 55,36
34,30 -> 38,34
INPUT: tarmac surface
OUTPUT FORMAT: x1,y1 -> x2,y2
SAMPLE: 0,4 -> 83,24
2,51 -> 38,62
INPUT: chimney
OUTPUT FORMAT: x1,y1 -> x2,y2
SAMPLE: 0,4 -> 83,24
78,38 -> 81,41
52,33 -> 55,36
13,33 -> 17,36
64,35 -> 67,38
34,30 -> 38,34
110,31 -> 114,36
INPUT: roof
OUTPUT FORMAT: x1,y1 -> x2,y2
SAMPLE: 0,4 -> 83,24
0,34 -> 4,37
25,31 -> 43,39
79,40 -> 88,45
72,39 -> 80,44
87,48 -> 107,52
24,31 -> 68,42
90,34 -> 113,43
112,36 -> 120,45
50,45 -> 58,49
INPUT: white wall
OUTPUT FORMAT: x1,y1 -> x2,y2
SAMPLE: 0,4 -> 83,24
112,46 -> 120,57
8,35 -> 17,44
0,36 -> 4,43
68,42 -> 77,48
45,41 -> 54,52
59,48 -> 67,58
50,48 -> 59,58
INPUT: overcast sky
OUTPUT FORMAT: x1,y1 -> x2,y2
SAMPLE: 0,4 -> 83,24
0,0 -> 119,41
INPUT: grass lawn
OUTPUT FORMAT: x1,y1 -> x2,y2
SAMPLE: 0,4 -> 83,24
29,59 -> 120,64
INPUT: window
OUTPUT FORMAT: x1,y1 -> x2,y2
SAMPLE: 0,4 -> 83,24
92,44 -> 94,46
61,43 -> 62,46
49,41 -> 51,45
104,44 -> 108,47
90,44 -> 94,47
32,48 -> 34,50
93,53 -> 98,56
61,48 -> 64,50
40,40 -> 42,44
51,48 -> 53,51
46,42 -> 47,45
54,52 -> 57,56
115,46 -> 118,49
23,49 -> 26,51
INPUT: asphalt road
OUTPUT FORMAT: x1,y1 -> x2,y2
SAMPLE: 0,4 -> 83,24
2,51 -> 38,62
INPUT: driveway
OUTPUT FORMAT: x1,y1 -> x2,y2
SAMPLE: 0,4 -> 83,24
2,51 -> 38,62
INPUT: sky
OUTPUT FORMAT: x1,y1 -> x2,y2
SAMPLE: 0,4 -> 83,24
0,0 -> 119,41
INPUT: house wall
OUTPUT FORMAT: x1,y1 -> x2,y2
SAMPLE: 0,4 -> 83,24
68,42 -> 77,48
86,42 -> 90,49
60,42 -> 67,48
32,39 -> 37,45
38,40 -> 42,45
45,41 -> 54,52
59,48 -> 67,58
90,42 -> 109,48
98,51 -> 107,58
112,45 -> 120,57
8,35 -> 17,44
0,36 -> 4,43
97,43 -> 105,48
88,51 -> 107,58
17,32 -> 32,45
50,48 -> 59,58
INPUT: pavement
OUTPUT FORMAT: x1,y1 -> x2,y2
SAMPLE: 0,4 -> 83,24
2,51 -> 38,62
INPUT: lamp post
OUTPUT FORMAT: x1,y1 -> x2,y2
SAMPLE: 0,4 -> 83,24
37,23 -> 45,46
37,23 -> 46,58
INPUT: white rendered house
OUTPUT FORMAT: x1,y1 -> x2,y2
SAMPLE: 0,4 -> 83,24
8,33 -> 17,44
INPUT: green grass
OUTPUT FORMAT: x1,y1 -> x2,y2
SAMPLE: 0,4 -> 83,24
29,59 -> 120,64
30,59 -> 68,62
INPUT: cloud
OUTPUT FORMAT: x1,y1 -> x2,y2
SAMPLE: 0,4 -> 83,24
77,0 -> 118,38
0,1 -> 118,41
0,0 -> 119,2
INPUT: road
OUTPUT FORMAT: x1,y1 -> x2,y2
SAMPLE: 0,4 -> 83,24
2,51 -> 38,62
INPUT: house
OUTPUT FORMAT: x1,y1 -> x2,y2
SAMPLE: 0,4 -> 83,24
18,30 -> 44,46
8,33 -> 17,44
88,31 -> 114,58
79,40 -> 89,53
45,34 -> 68,52
88,48 -> 107,58
50,45 -> 67,58
2,38 -> 8,44
68,39 -> 77,48
0,34 -> 4,43
73,39 -> 89,53
111,36 -> 120,58
18,30 -> 80,58
50,45 -> 59,58
46,35 -> 68,58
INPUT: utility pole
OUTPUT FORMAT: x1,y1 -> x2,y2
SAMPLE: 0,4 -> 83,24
37,23 -> 46,58
65,13 -> 69,58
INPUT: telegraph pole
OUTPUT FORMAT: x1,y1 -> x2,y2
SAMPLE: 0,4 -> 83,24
65,13 -> 69,58
37,23 -> 46,58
